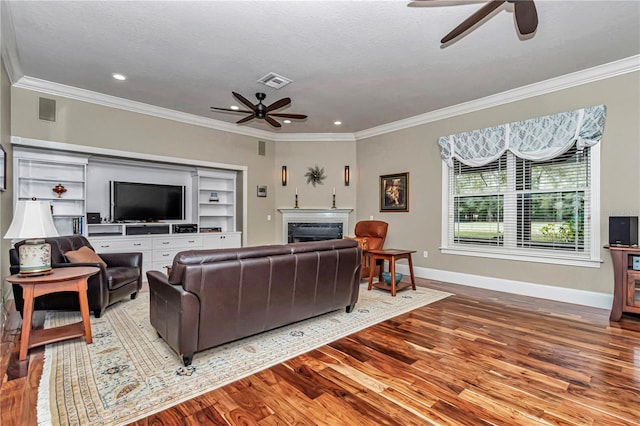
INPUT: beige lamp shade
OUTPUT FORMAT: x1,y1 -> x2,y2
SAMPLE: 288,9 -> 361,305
5,200 -> 59,276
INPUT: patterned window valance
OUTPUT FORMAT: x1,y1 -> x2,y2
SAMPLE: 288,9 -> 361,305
438,105 -> 607,167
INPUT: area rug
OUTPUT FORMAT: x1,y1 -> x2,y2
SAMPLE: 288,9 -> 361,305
37,283 -> 451,425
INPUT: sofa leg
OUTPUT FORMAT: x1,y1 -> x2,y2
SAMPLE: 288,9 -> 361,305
94,307 -> 105,318
345,304 -> 355,313
130,292 -> 138,300
182,354 -> 193,367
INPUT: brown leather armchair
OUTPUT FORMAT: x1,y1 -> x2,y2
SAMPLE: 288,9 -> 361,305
348,220 -> 388,279
10,236 -> 142,318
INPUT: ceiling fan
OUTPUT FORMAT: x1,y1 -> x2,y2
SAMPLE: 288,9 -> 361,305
409,0 -> 538,44
210,92 -> 307,128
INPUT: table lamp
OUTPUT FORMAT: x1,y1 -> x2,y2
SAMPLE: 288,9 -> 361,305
4,199 -> 59,276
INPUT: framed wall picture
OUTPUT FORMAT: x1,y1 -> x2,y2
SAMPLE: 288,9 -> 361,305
257,185 -> 267,197
380,172 -> 409,212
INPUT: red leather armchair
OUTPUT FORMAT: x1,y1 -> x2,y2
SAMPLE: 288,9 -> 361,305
348,220 -> 388,279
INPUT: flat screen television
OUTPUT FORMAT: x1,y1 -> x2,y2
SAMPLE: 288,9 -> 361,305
111,181 -> 184,222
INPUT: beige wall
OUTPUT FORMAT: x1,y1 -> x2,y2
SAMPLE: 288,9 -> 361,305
1,39 -> 13,313
274,140 -> 357,242
8,72 -> 639,297
357,72 -> 640,295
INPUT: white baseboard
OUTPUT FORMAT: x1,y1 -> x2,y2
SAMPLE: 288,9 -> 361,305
394,265 -> 612,310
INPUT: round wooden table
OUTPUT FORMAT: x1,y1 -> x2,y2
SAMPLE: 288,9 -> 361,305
6,266 -> 99,361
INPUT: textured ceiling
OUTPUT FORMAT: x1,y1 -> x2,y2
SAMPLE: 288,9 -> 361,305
5,1 -> 640,134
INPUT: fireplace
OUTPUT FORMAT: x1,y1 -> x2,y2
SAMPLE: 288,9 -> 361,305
288,222 -> 343,243
279,208 -> 352,244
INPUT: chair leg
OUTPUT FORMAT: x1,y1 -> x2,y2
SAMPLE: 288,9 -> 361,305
94,307 -> 106,318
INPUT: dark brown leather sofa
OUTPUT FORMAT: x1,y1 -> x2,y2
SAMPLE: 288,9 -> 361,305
10,236 -> 143,318
147,239 -> 362,366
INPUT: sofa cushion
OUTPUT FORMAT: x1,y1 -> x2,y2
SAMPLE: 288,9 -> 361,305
106,266 -> 140,290
65,246 -> 107,267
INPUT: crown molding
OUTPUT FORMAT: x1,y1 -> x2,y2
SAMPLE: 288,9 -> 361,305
1,1 -> 23,84
11,55 -> 639,142
271,132 -> 355,142
355,55 -> 640,140
13,76 -> 276,140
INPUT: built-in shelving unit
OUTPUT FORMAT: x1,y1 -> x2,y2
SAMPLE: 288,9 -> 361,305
14,148 -> 89,236
12,146 -> 242,261
193,168 -> 236,233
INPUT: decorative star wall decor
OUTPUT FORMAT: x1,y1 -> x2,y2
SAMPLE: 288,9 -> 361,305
304,165 -> 326,187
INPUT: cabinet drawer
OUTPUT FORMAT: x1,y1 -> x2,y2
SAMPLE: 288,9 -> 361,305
153,249 -> 182,262
153,236 -> 202,249
91,238 -> 152,252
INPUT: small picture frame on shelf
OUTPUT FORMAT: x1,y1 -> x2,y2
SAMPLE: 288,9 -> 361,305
209,191 -> 219,202
257,185 -> 267,197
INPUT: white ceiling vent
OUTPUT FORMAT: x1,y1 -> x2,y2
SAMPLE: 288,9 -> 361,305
257,72 -> 292,89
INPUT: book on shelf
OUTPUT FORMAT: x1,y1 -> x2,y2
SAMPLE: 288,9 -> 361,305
72,216 -> 84,235
209,191 -> 219,202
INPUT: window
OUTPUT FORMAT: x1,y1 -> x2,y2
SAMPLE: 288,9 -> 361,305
443,144 -> 600,267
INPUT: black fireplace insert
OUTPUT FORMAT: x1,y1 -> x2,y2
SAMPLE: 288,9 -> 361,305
288,222 -> 343,243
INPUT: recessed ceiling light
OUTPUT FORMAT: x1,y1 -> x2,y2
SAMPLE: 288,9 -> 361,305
230,105 -> 239,110
334,121 -> 342,126
283,120 -> 291,124
112,73 -> 127,81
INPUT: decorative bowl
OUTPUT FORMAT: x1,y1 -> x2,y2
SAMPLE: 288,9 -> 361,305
381,271 -> 403,285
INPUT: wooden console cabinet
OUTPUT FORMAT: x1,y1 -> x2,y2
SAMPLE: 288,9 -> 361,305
607,245 -> 640,321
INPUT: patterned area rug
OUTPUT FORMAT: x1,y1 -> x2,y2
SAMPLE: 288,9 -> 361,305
37,283 -> 451,425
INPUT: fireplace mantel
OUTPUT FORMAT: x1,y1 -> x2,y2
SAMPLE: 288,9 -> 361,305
278,208 -> 353,243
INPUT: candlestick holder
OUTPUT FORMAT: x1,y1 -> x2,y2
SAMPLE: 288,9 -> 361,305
331,194 -> 336,209
294,194 -> 299,209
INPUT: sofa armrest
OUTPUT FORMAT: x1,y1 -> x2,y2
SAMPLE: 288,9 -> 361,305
99,252 -> 143,268
147,270 -> 200,363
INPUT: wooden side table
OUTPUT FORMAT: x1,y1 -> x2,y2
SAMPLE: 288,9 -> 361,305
6,266 -> 99,360
367,249 -> 417,296
606,245 -> 640,321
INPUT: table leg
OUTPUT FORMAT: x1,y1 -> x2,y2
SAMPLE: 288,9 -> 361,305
19,285 -> 35,361
390,257 -> 397,297
367,254 -> 376,291
77,278 -> 93,344
407,254 -> 417,290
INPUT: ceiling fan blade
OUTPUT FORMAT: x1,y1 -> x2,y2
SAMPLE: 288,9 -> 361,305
441,0 -> 506,43
265,97 -> 291,112
265,116 -> 282,128
236,114 -> 256,124
269,113 -> 308,119
408,0 -> 485,7
513,0 -> 538,35
232,91 -> 257,111
210,107 -> 253,113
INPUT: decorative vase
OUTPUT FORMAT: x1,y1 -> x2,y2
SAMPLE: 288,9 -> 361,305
381,271 -> 403,285
52,183 -> 67,198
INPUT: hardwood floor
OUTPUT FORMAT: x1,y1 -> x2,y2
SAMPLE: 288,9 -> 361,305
2,279 -> 640,425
